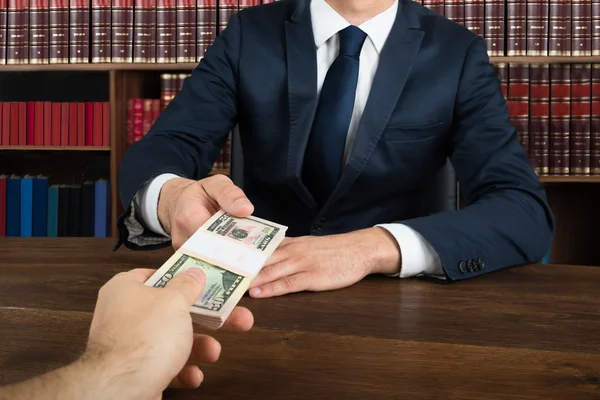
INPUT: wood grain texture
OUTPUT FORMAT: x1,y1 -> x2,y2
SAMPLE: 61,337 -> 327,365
0,239 -> 599,399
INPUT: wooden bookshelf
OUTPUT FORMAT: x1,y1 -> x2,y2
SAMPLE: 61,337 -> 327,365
0,146 -> 110,151
540,176 -> 600,183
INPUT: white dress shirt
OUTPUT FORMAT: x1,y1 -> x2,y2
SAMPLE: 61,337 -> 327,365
132,0 -> 444,278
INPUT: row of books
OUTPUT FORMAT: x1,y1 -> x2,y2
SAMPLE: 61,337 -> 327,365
0,0 -> 275,65
496,62 -> 600,175
0,101 -> 110,147
416,0 -> 600,56
0,175 -> 111,237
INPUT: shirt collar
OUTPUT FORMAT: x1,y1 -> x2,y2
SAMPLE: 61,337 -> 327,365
310,0 -> 399,54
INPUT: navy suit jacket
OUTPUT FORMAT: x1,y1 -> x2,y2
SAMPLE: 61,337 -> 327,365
117,0 -> 555,281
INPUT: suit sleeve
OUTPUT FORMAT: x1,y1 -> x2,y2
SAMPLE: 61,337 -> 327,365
401,37 -> 555,281
115,13 -> 242,250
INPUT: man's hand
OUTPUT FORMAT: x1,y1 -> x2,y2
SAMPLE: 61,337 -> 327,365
248,227 -> 402,298
158,175 -> 255,249
86,268 -> 254,399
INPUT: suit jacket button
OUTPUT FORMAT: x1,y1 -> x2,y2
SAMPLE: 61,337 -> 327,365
467,260 -> 475,272
477,258 -> 485,269
459,261 -> 468,273
312,218 -> 326,230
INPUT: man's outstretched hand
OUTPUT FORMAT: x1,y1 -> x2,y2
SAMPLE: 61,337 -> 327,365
158,175 -> 255,249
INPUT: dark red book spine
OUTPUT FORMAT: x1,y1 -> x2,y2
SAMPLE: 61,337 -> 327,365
464,0 -> 484,38
112,0 -> 133,62
0,177 -> 6,236
219,0 -> 237,33
18,102 -> 26,145
70,0 -> 90,63
77,102 -> 85,145
43,101 -> 51,145
7,0 -> 29,64
49,0 -> 69,63
26,101 -> 34,145
593,0 -> 600,55
60,102 -> 69,145
69,102 -> 78,146
134,0 -> 157,62
102,102 -> 110,146
157,0 -> 176,62
30,0 -> 49,64
507,64 -> 530,155
238,0 -> 259,9
197,0 -> 216,58
484,0 -> 504,55
34,101 -> 43,145
573,0 -> 593,55
0,0 -> 6,64
9,102 -> 19,145
445,0 -> 465,25
151,99 -> 160,124
507,0 -> 527,55
423,0 -> 444,16
142,98 -> 153,136
85,101 -> 93,145
549,0 -> 571,55
177,0 -> 196,62
51,102 -> 60,146
1,103 -> 10,145
592,64 -> 600,174
571,64 -> 592,174
132,98 -> 143,142
527,0 -> 550,55
92,0 -> 111,62
550,64 -> 571,175
93,102 -> 103,145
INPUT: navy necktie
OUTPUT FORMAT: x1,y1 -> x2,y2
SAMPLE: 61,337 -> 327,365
303,25 -> 368,207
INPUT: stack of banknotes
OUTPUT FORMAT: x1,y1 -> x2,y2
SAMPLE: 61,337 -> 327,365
145,210 -> 288,329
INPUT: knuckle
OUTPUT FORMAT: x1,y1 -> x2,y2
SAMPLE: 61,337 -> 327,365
280,276 -> 296,291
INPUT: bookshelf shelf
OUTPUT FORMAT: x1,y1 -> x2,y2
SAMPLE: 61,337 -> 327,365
208,168 -> 230,176
0,146 -> 111,151
0,63 -> 199,73
490,56 -> 600,64
539,176 -> 600,183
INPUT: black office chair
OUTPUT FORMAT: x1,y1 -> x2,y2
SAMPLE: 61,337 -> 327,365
230,126 -> 459,214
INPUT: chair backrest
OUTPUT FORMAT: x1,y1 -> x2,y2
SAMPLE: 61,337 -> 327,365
230,126 -> 459,213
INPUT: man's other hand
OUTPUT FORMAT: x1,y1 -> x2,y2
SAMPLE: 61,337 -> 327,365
158,175 -> 255,249
86,268 -> 254,399
248,227 -> 402,298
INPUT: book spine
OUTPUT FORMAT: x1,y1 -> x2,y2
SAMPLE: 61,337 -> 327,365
94,181 -> 108,237
91,0 -> 111,62
151,98 -> 160,124
177,0 -> 196,62
93,101 -> 103,145
219,0 -> 237,33
132,98 -> 143,142
51,102 -> 60,145
529,64 -> 551,176
549,0 -> 572,56
26,101 -> 34,144
157,0 -> 176,62
527,0 -> 550,55
133,0 -> 157,63
160,73 -> 173,109
102,101 -> 110,146
34,101 -> 43,145
507,63 -> 530,155
47,185 -> 58,237
77,102 -> 85,145
592,64 -> 600,174
176,72 -> 187,91
142,98 -> 153,136
573,0 -> 592,55
423,0 -> 444,16
85,101 -> 93,145
70,0 -> 90,63
69,102 -> 77,145
593,0 -> 600,54
126,98 -> 133,145
60,101 -> 68,145
1,103 -> 10,145
49,0 -> 68,63
29,0 -> 48,63
112,0 -> 133,62
18,102 -> 25,144
0,178 -> 6,236
6,178 -> 20,236
9,102 -> 18,145
43,101 -> 51,145
32,177 -> 48,237
0,0 -> 6,64
445,0 -> 465,25
20,178 -> 33,237
197,0 -> 216,58
7,0 -> 29,64
507,0 -> 527,55
464,0 -> 484,38
550,64 -> 571,175
495,62 -> 509,98
484,0 -> 505,55
570,63 -> 592,174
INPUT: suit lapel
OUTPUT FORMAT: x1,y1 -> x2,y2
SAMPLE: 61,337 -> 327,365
285,0 -> 318,211
322,0 -> 424,212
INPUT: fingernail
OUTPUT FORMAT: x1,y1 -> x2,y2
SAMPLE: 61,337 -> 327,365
184,268 -> 206,285
249,287 -> 261,297
232,198 -> 252,211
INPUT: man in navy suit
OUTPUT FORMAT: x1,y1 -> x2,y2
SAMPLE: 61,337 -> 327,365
117,0 -> 554,297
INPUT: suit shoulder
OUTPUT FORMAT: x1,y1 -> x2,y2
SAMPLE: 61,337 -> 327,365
237,0 -> 294,22
408,2 -> 480,47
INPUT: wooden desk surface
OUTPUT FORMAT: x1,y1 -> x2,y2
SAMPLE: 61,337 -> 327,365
0,239 -> 599,399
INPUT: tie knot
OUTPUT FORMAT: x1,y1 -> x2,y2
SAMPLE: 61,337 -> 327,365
338,25 -> 367,57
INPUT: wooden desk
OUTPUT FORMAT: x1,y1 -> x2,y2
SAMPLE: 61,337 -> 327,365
0,239 -> 599,399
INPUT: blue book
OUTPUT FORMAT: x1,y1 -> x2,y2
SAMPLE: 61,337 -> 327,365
6,176 -> 20,237
94,180 -> 109,237
32,176 -> 49,237
20,176 -> 34,237
47,185 -> 59,237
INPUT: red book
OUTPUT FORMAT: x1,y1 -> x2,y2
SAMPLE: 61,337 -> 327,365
85,102 -> 94,145
464,0 -> 484,38
197,0 -> 217,58
77,102 -> 85,145
43,101 -> 52,145
529,64 -> 551,176
151,99 -> 160,125
49,0 -> 70,63
102,102 -> 110,146
592,63 -> 600,174
7,0 -> 29,64
132,98 -> 143,142
60,102 -> 69,145
1,103 -> 10,145
9,102 -> 19,145
157,0 -> 176,63
70,0 -> 90,62
51,102 -> 61,146
177,0 -> 196,62
18,103 -> 26,144
69,103 -> 78,146
26,102 -> 35,145
0,0 -> 6,64
134,0 -> 157,62
111,0 -> 134,62
550,64 -> 571,175
142,99 -> 153,137
506,64 -> 530,155
484,0 -> 505,55
93,102 -> 103,146
30,0 -> 50,64
34,102 -> 44,145
126,99 -> 134,145
527,0 -> 549,55
570,64 -> 591,175
0,177 -> 6,236
91,0 -> 111,62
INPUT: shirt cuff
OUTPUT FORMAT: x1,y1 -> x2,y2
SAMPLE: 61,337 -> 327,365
133,173 -> 180,238
376,223 -> 444,279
